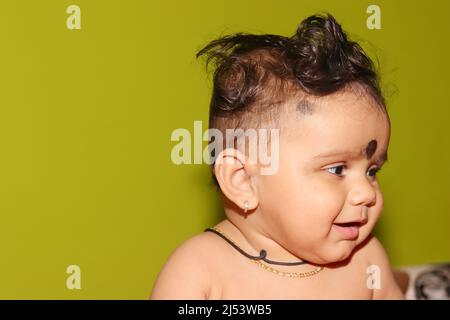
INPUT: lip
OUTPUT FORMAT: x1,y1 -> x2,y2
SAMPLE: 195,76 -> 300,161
333,223 -> 360,240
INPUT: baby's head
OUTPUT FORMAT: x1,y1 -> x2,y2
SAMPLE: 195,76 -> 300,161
197,14 -> 390,264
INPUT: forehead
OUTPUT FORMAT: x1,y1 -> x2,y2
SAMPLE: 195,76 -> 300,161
282,91 -> 390,160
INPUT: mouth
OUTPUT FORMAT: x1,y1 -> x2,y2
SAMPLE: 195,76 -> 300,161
332,222 -> 361,240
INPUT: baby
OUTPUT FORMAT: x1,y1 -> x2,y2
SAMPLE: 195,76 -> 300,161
151,13 -> 404,300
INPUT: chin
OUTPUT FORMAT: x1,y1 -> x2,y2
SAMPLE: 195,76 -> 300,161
307,247 -> 352,265
322,243 -> 356,264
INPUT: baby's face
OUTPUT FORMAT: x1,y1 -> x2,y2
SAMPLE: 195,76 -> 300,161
256,90 -> 390,264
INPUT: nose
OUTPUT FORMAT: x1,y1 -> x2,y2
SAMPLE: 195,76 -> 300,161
348,176 -> 377,208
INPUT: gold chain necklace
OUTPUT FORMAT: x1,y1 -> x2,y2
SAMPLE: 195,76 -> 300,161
209,227 -> 324,278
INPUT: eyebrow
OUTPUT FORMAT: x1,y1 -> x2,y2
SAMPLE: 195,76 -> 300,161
312,149 -> 388,164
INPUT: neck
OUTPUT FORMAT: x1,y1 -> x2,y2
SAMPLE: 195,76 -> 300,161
217,210 -> 303,263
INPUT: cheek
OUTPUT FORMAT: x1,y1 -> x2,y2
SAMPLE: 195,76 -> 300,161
292,181 -> 345,233
304,179 -> 346,215
258,169 -> 345,236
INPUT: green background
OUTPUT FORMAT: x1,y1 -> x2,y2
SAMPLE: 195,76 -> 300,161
0,0 -> 448,299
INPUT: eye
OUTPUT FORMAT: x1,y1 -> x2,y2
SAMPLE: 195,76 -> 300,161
326,165 -> 382,178
326,165 -> 345,176
367,167 -> 381,178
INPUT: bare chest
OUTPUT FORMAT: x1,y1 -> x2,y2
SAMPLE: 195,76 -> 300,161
207,254 -> 372,299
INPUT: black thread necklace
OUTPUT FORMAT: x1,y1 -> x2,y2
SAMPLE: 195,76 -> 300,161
205,227 -> 307,266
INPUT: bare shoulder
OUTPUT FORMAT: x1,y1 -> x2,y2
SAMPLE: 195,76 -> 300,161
354,235 -> 405,299
150,231 -> 225,300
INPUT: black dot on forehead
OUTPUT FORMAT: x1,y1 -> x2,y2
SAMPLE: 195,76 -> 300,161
365,140 -> 377,159
296,99 -> 314,115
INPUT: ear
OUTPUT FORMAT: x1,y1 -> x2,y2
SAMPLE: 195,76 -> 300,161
214,148 -> 259,214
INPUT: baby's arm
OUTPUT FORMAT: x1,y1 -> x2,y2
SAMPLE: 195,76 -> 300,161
150,236 -> 211,300
364,236 -> 405,300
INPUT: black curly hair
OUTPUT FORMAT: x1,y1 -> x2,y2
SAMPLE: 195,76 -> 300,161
196,13 -> 387,185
